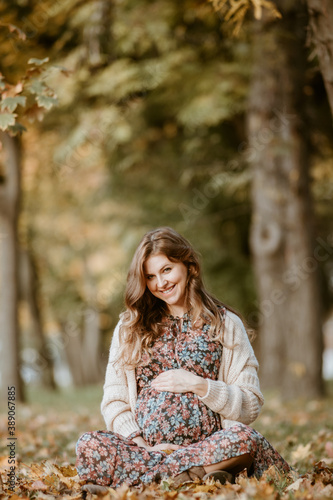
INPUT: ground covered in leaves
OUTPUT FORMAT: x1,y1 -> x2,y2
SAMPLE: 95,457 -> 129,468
1,384 -> 333,499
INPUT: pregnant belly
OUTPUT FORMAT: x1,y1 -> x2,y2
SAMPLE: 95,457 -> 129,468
135,387 -> 221,447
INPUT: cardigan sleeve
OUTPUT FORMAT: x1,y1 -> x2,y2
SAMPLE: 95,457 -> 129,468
100,320 -> 141,438
198,311 -> 264,426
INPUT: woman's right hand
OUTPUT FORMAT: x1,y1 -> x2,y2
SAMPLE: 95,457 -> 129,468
144,443 -> 181,453
132,436 -> 180,453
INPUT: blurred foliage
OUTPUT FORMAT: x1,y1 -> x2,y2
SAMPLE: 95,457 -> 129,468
0,44 -> 59,134
0,0 -> 332,360
208,0 -> 282,35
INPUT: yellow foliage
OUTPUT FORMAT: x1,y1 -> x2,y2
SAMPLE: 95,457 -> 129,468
207,0 -> 281,35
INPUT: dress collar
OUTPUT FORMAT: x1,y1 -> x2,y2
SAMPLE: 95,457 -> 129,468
166,309 -> 192,321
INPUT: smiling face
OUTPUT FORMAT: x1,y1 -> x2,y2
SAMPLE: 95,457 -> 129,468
144,253 -> 189,317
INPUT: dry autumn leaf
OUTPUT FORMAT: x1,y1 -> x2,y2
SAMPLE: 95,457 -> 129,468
291,443 -> 312,462
28,480 -> 48,491
0,394 -> 332,499
325,442 -> 333,459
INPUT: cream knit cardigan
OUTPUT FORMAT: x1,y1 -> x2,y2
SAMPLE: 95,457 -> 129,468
101,310 -> 264,437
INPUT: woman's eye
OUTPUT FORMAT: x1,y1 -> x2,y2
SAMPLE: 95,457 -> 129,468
146,275 -> 154,280
163,267 -> 171,273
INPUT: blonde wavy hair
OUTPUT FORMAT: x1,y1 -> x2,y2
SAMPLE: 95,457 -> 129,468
116,227 -> 241,368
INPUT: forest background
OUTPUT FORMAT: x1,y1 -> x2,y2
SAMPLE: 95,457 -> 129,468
0,0 -> 333,498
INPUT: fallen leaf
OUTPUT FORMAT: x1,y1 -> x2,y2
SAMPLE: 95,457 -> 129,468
8,496 -> 29,500
286,477 -> 304,491
163,491 -> 178,499
29,480 -> 48,491
56,464 -> 78,477
291,443 -> 312,462
325,442 -> 333,459
192,484 -> 219,492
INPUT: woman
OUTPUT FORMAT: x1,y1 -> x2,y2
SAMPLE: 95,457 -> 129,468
75,227 -> 291,489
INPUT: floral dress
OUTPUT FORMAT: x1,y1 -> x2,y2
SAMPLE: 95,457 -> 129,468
75,312 -> 291,487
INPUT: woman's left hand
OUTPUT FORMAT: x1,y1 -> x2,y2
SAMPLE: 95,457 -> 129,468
151,369 -> 208,397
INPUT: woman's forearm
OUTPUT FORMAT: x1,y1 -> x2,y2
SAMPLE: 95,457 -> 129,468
132,436 -> 148,448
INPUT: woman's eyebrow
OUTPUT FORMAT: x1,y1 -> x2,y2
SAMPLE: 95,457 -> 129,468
159,263 -> 171,272
145,263 -> 171,276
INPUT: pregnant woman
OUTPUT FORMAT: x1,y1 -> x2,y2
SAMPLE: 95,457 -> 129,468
75,227 -> 291,488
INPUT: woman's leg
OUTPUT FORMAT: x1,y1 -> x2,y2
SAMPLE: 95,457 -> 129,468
146,423 -> 291,483
75,424 -> 291,487
75,430 -> 166,488
171,453 -> 254,487
203,452 -> 254,476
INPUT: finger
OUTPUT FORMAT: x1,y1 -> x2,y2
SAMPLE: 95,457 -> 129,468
151,379 -> 172,388
153,386 -> 173,392
154,382 -> 176,390
153,373 -> 171,383
151,377 -> 163,386
154,369 -> 177,380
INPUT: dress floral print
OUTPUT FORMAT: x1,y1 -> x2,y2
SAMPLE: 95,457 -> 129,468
135,313 -> 222,447
76,310 -> 291,487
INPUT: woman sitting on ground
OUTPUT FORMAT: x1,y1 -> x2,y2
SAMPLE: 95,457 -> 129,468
75,226 -> 291,488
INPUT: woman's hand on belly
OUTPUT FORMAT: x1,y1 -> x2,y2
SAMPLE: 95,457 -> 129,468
151,368 -> 209,397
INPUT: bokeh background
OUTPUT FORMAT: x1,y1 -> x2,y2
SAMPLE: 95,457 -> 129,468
0,0 -> 333,408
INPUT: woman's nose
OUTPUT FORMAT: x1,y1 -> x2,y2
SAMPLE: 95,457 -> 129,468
157,274 -> 167,288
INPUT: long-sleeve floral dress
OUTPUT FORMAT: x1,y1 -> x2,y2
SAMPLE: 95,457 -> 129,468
75,312 -> 291,487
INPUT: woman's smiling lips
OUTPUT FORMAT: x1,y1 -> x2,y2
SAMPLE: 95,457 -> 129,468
160,284 -> 176,295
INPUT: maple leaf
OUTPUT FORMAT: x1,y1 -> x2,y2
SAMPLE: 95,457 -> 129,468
291,443 -> 312,462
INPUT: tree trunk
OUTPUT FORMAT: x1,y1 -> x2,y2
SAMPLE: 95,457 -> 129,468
19,248 -> 56,389
59,306 -> 103,386
82,305 -> 103,383
83,0 -> 114,67
307,0 -> 333,117
247,4 -> 324,398
59,319 -> 85,386
0,132 -> 24,402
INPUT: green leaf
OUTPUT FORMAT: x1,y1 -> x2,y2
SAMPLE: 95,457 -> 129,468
160,480 -> 171,491
36,95 -> 58,110
8,122 -> 27,134
28,57 -> 49,66
51,64 -> 71,77
0,112 -> 16,131
29,79 -> 45,95
0,96 -> 26,112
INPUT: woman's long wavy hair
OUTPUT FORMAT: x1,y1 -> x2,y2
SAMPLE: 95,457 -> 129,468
116,227 -> 242,368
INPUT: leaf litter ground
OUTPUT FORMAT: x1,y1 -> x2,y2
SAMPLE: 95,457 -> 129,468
0,385 -> 333,499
